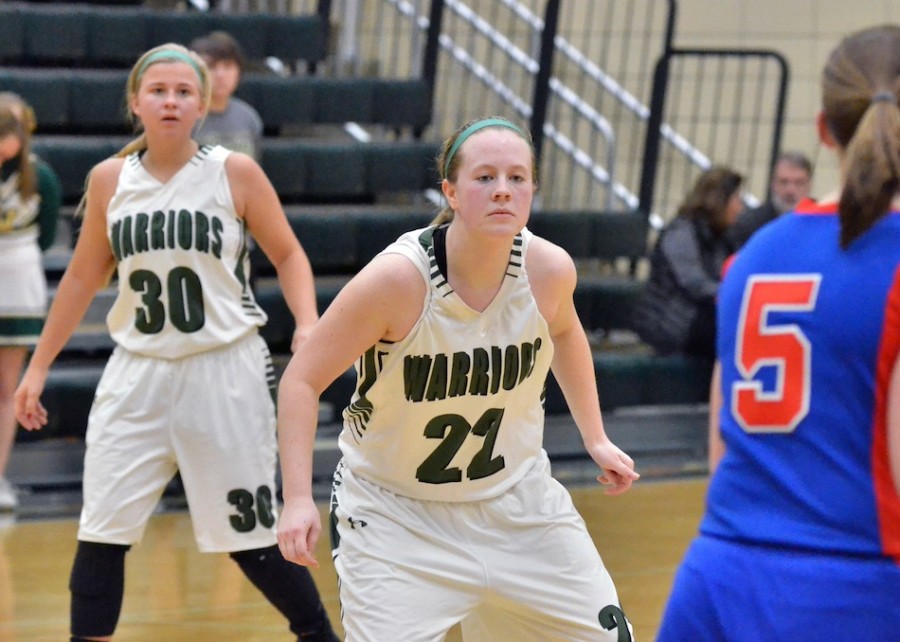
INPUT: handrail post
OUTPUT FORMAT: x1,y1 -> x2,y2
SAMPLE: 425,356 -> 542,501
638,0 -> 678,218
530,0 -> 561,165
419,0 -> 445,137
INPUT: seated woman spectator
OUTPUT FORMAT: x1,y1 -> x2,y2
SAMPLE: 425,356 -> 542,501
631,166 -> 743,361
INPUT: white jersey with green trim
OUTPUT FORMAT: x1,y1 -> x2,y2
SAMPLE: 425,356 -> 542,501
0,160 -> 40,241
338,225 -> 554,502
105,145 -> 266,359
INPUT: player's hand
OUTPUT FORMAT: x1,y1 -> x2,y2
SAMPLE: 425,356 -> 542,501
277,495 -> 322,568
587,439 -> 640,495
14,368 -> 49,431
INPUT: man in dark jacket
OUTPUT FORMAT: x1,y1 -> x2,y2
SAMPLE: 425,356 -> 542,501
728,151 -> 813,249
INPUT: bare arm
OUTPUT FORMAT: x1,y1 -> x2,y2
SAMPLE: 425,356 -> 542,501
276,253 -> 425,566
15,159 -> 120,430
888,353 -> 900,498
708,360 -> 725,474
227,153 -> 318,350
529,238 -> 639,494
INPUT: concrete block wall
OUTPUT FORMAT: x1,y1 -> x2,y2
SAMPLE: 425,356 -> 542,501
675,0 -> 900,199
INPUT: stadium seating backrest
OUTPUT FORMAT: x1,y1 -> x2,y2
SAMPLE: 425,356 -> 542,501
0,2 -> 327,67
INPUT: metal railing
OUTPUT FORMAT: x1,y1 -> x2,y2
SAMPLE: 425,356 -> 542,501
640,47 -> 789,223
212,0 -> 789,218
327,0 -> 677,211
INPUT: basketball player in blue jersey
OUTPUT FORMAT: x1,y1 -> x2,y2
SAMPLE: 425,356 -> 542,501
14,44 -> 337,641
276,116 -> 640,641
657,24 -> 900,642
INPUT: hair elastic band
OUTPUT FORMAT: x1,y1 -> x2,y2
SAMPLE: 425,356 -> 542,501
137,50 -> 204,83
871,91 -> 898,105
443,118 -> 525,178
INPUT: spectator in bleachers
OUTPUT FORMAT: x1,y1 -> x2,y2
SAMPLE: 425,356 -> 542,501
13,43 -> 337,641
0,93 -> 61,511
728,150 -> 814,248
190,30 -> 263,159
631,166 -> 743,361
277,116 -> 639,641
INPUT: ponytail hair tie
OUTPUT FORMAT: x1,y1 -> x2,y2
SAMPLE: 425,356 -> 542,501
871,91 -> 898,105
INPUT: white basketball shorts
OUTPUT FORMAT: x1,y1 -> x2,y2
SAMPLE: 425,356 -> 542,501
78,332 -> 279,552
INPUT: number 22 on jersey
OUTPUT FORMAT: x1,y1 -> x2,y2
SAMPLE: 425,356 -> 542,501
732,274 -> 820,433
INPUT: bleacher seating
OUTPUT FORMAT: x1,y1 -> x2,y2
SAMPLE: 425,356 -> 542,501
0,68 -> 433,135
0,2 -> 326,68
31,137 -> 441,205
249,207 -> 648,276
5,0 -> 437,208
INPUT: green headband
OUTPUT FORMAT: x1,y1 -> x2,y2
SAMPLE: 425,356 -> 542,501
137,50 -> 204,83
443,118 -> 525,178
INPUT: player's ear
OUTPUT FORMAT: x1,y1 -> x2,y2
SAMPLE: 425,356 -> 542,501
442,178 -> 459,212
129,94 -> 141,121
816,111 -> 838,149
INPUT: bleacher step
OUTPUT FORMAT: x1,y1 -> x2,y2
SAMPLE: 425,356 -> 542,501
7,405 -> 709,513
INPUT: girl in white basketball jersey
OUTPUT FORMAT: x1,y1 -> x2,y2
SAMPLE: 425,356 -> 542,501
14,44 -> 337,641
0,94 -> 61,511
277,117 -> 640,641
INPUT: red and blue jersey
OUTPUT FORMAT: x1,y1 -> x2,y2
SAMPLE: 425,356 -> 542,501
703,200 -> 900,560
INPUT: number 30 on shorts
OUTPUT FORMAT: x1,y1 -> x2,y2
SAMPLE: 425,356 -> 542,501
732,274 -> 820,433
227,486 -> 276,533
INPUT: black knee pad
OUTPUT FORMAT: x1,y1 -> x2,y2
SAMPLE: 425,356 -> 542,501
230,545 -> 338,641
69,541 -> 130,638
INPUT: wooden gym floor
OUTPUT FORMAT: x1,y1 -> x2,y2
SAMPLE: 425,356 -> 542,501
0,475 -> 707,641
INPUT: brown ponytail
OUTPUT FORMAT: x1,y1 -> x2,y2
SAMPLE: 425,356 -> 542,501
821,25 -> 900,248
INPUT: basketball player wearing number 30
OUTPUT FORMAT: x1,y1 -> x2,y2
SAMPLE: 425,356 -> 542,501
657,24 -> 900,642
14,43 -> 337,641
